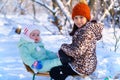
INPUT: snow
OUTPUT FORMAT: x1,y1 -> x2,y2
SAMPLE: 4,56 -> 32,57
0,14 -> 120,80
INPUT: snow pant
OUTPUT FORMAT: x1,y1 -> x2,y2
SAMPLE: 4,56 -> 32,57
38,49 -> 73,72
49,49 -> 77,80
50,64 -> 78,80
38,51 -> 62,72
38,58 -> 62,72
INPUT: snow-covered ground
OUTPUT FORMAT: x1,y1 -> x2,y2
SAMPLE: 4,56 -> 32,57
0,15 -> 120,80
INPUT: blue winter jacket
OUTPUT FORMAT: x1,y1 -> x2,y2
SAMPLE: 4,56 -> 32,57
18,38 -> 60,72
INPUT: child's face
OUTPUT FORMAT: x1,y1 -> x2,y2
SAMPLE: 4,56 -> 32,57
73,16 -> 87,28
29,30 -> 40,43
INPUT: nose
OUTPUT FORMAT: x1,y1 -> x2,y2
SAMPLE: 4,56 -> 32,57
76,18 -> 82,24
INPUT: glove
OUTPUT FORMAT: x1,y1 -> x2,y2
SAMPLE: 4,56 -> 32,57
58,49 -> 74,65
32,61 -> 43,69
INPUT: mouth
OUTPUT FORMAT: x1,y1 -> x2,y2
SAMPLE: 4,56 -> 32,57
35,39 -> 39,42
77,24 -> 82,27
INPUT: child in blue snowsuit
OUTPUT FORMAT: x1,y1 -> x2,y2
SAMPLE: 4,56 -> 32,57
18,25 -> 62,72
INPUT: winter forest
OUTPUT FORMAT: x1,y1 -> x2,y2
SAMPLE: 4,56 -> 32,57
0,0 -> 120,80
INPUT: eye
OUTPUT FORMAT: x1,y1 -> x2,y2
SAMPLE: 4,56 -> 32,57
74,16 -> 78,20
37,34 -> 39,36
79,16 -> 84,19
32,34 -> 35,36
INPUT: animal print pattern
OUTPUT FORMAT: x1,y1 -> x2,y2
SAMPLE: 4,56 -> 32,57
60,22 -> 103,75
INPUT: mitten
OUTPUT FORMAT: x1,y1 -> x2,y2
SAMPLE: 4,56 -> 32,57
32,61 -> 43,69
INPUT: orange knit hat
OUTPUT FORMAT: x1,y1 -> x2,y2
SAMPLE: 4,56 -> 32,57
72,0 -> 91,21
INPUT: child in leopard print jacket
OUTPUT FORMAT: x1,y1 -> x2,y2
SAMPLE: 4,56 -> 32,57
50,0 -> 103,80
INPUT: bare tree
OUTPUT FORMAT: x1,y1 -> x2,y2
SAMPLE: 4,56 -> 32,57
0,0 -> 8,16
31,0 -> 73,34
31,0 -> 62,34
32,1 -> 37,20
13,0 -> 26,15
51,0 -> 62,33
113,24 -> 120,52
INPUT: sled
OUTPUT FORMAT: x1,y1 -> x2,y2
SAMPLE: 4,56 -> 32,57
23,63 -> 49,76
23,63 -> 51,80
23,63 -> 94,80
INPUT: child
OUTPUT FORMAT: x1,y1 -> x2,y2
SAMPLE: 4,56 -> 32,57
18,24 -> 62,72
50,0 -> 104,80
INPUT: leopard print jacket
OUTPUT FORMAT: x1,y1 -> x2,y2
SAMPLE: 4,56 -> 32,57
60,21 -> 103,75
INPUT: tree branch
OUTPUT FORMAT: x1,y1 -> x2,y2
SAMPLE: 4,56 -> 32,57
55,0 -> 72,28
99,0 -> 115,22
31,0 -> 55,14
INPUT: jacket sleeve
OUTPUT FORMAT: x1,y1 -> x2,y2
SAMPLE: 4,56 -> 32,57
19,46 -> 36,67
45,49 -> 58,59
60,29 -> 95,58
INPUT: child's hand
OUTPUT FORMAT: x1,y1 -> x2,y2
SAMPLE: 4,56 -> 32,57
32,61 -> 42,69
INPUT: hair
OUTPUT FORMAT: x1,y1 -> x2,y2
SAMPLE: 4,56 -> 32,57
69,20 -> 89,36
69,20 -> 97,36
69,24 -> 78,36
